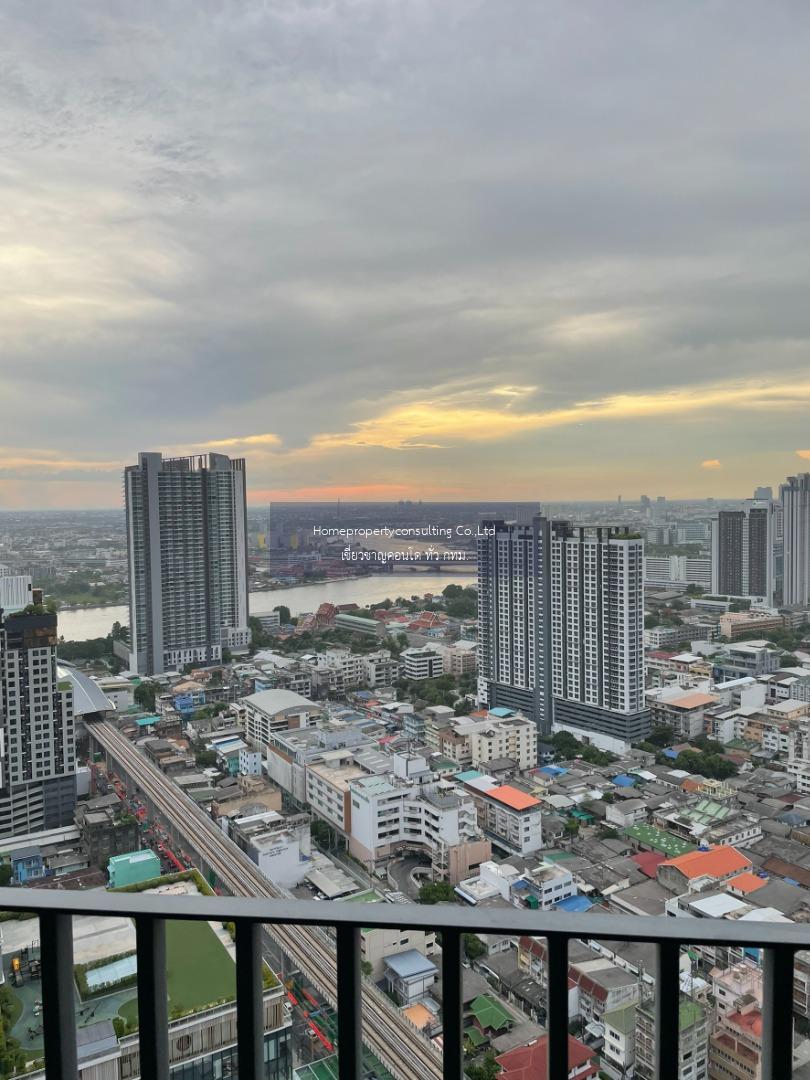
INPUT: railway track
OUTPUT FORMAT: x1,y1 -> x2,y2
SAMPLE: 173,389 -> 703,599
91,721 -> 443,1080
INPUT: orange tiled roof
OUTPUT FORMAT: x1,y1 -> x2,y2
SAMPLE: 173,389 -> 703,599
727,871 -> 767,894
660,845 -> 751,880
486,785 -> 540,811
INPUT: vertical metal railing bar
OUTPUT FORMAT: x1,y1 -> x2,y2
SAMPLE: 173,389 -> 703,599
546,934 -> 569,1080
441,929 -> 464,1080
761,944 -> 795,1080
337,924 -> 362,1080
136,916 -> 170,1079
236,919 -> 265,1080
654,940 -> 680,1080
40,912 -> 78,1080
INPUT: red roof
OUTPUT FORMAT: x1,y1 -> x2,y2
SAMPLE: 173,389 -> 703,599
660,845 -> 751,881
727,871 -> 768,895
486,785 -> 540,811
726,1008 -> 763,1038
630,851 -> 665,878
496,1035 -> 596,1080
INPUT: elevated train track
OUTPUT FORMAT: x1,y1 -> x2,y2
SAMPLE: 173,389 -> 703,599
89,720 -> 443,1080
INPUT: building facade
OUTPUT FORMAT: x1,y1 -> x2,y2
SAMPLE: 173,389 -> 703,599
549,523 -> 648,745
0,589 -> 77,839
711,502 -> 778,603
476,513 -> 552,730
781,472 -> 810,607
124,452 -> 250,675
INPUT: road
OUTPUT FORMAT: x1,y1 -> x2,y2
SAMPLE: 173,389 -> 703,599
89,720 -> 443,1080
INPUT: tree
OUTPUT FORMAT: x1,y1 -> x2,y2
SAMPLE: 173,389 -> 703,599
466,1052 -> 499,1080
564,818 -> 580,836
273,605 -> 291,625
134,681 -> 157,712
111,621 -> 130,643
0,864 -> 11,887
418,881 -> 457,904
195,750 -> 219,768
464,933 -> 486,960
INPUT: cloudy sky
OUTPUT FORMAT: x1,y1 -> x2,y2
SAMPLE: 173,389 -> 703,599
2,1 -> 810,509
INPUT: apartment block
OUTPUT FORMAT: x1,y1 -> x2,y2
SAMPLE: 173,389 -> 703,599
124,452 -> 250,675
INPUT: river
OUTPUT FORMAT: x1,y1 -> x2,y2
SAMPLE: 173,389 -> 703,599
56,571 -> 476,641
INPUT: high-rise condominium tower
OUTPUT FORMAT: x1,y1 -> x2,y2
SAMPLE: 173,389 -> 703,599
781,473 -> 810,608
476,513 -> 553,729
0,584 -> 76,838
549,522 -> 647,743
711,501 -> 778,603
125,452 -> 250,675
478,514 -> 648,745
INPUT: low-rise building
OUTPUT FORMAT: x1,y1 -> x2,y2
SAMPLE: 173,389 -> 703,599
400,646 -> 444,681
107,849 -> 161,889
383,949 -> 438,1005
243,689 -> 325,746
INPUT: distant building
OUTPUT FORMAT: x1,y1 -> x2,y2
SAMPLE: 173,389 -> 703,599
124,452 -> 250,675
781,473 -> 810,606
401,646 -> 444,681
711,502 -> 778,603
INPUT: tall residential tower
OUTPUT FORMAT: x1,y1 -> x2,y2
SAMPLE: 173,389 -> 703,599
549,523 -> 648,745
476,513 -> 553,729
125,452 -> 250,675
781,473 -> 810,608
0,584 -> 76,838
710,501 -> 779,603
478,514 -> 648,747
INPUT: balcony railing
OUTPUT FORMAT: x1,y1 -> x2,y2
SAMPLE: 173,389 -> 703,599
0,885 -> 806,1080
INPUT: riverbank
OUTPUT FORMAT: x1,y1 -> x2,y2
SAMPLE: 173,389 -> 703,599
56,572 -> 475,641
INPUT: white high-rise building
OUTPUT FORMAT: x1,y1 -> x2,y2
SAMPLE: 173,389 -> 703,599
0,584 -> 76,838
125,452 -> 250,675
477,514 -> 648,744
549,523 -> 648,746
781,473 -> 810,607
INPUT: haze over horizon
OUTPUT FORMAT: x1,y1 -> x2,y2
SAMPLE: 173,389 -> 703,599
2,1 -> 810,509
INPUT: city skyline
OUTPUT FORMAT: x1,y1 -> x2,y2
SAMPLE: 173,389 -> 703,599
2,2 -> 810,507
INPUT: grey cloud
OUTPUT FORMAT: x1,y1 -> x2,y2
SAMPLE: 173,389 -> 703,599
1,0 -> 810,499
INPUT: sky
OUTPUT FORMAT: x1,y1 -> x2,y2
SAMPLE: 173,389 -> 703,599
2,1 -> 810,509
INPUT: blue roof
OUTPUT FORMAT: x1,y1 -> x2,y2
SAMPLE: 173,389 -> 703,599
455,769 -> 483,782
489,707 -> 516,718
555,895 -> 592,913
384,949 -> 438,978
612,774 -> 637,787
538,765 -> 566,777
662,747 -> 681,759
135,715 -> 160,727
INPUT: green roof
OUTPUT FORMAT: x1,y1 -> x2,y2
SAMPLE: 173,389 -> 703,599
465,1026 -> 488,1047
679,999 -> 705,1031
624,823 -> 696,857
603,1004 -> 637,1035
468,995 -> 512,1032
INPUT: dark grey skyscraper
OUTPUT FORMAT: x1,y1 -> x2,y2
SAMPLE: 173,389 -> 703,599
476,513 -> 552,731
711,501 -> 777,603
781,473 -> 810,608
125,452 -> 250,675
